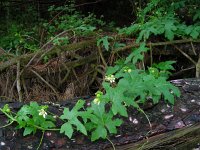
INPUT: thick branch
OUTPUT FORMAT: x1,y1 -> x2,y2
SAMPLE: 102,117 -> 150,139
23,52 -> 98,78
0,39 -> 97,72
106,123 -> 200,150
113,39 -> 200,53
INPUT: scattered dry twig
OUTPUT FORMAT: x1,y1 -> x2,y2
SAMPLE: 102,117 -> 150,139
98,46 -> 107,68
174,46 -> 196,65
30,69 -> 59,98
16,61 -> 22,102
190,42 -> 197,56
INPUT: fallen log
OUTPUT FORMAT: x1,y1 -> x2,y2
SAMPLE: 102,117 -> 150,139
0,39 -> 97,72
0,79 -> 200,149
1,38 -> 200,73
107,123 -> 200,150
23,52 -> 98,78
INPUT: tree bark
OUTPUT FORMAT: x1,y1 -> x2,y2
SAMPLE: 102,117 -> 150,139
107,123 -> 200,150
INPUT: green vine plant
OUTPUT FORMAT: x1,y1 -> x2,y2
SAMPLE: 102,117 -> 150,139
0,42 -> 180,149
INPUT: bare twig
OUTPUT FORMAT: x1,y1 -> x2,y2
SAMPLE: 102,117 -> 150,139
196,56 -> 200,78
30,69 -> 59,98
171,66 -> 195,78
16,61 -> 22,102
190,42 -> 197,56
174,46 -> 196,65
22,77 -> 28,99
113,39 -> 200,53
60,67 -> 71,86
74,0 -> 103,7
98,46 -> 107,67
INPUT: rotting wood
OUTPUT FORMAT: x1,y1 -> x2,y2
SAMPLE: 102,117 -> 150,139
196,55 -> 200,78
0,39 -> 97,72
1,38 -> 200,73
113,39 -> 200,53
22,52 -> 98,78
106,123 -> 200,150
16,60 -> 22,102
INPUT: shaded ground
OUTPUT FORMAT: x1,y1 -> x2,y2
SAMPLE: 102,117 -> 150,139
0,78 -> 200,150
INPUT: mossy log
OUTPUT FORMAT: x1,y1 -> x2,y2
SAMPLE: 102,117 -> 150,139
108,123 -> 200,150
23,52 -> 98,78
1,38 -> 200,73
0,39 -> 97,72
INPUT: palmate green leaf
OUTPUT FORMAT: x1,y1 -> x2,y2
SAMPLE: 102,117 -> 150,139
84,122 -> 97,131
73,100 -> 85,111
103,83 -> 128,116
153,61 -> 176,71
97,36 -> 113,51
23,126 -> 35,136
136,19 -> 164,43
60,100 -> 87,137
125,51 -> 136,64
185,25 -> 194,35
80,109 -> 98,124
125,43 -> 149,65
190,26 -> 200,39
164,20 -> 177,40
155,77 -> 180,104
90,102 -> 105,118
29,101 -> 40,110
88,102 -> 123,141
17,105 -> 32,116
41,121 -> 55,129
105,117 -> 122,134
71,118 -> 87,135
118,24 -> 139,35
110,87 -> 128,116
111,101 -> 128,117
106,65 -> 120,75
91,125 -> 107,141
193,10 -> 200,21
60,108 -> 72,120
60,123 -> 73,138
16,104 -> 34,129
60,100 -> 85,120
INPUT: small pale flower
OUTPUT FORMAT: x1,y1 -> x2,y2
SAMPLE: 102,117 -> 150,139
123,66 -> 132,73
105,74 -> 115,83
38,109 -> 47,118
93,98 -> 100,105
127,69 -> 132,73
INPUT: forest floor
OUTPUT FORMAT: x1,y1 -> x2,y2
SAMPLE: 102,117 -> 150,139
0,78 -> 200,150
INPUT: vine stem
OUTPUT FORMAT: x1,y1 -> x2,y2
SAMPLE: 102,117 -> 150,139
106,137 -> 115,150
31,124 -> 60,131
0,108 -> 16,121
139,108 -> 152,130
37,130 -> 45,150
0,121 -> 14,129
